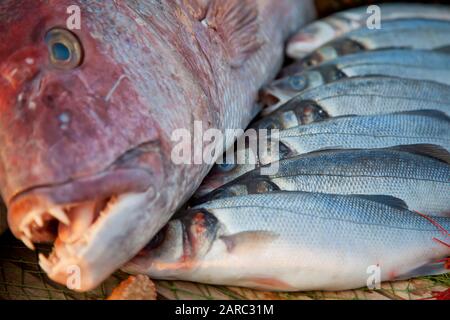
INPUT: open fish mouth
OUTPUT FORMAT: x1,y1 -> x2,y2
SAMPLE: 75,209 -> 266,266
7,167 -> 157,291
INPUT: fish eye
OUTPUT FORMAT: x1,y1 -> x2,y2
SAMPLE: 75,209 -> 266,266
45,28 -> 83,69
289,76 -> 306,90
144,227 -> 167,250
217,162 -> 236,172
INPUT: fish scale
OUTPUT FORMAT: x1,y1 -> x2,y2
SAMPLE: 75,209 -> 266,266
279,77 -> 450,119
200,147 -> 450,217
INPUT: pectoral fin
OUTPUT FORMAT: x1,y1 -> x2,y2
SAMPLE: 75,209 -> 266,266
205,0 -> 263,67
220,231 -> 278,254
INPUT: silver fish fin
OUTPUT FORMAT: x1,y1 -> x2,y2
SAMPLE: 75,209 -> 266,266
434,45 -> 450,54
351,195 -> 409,211
394,260 -> 450,281
205,0 -> 262,68
220,231 -> 278,253
387,144 -> 450,165
391,110 -> 450,122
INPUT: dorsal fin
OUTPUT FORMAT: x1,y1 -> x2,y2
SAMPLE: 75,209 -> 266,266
434,45 -> 450,54
352,195 -> 409,210
205,0 -> 262,68
391,110 -> 450,122
386,144 -> 450,165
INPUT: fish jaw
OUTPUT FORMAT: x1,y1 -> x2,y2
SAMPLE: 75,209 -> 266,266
39,190 -> 167,292
6,153 -> 171,291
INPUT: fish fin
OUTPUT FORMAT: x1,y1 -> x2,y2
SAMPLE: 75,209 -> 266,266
183,0 -> 209,20
434,45 -> 450,54
205,0 -> 262,68
243,277 -> 296,291
220,231 -> 278,253
330,110 -> 450,123
386,144 -> 450,165
352,195 -> 409,211
394,259 -> 450,281
391,110 -> 450,122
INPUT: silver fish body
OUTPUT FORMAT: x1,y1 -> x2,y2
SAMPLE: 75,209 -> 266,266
194,111 -> 450,197
287,4 -> 450,59
270,49 -> 450,107
199,146 -> 450,217
125,192 -> 450,291
259,77 -> 450,129
288,19 -> 450,73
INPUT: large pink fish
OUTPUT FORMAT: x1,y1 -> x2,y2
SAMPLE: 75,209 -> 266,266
0,0 -> 314,291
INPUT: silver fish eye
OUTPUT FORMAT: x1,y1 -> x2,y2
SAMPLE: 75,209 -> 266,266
45,28 -> 83,69
289,75 -> 306,90
218,162 -> 236,172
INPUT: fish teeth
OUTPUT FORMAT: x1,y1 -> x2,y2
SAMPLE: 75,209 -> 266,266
20,226 -> 32,238
21,236 -> 35,250
34,214 -> 44,227
49,207 -> 70,225
39,254 -> 52,274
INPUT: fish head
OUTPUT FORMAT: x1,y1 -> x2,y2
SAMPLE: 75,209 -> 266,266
194,148 -> 258,198
125,209 -> 220,278
261,70 -> 329,109
0,1 -> 173,290
254,99 -> 329,130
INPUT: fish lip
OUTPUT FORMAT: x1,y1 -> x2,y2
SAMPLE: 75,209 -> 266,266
38,190 -> 159,292
7,167 -> 154,242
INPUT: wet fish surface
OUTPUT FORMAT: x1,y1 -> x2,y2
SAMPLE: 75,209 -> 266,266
257,77 -> 450,129
0,0 -> 314,291
195,111 -> 450,197
198,146 -> 450,217
287,19 -> 450,73
124,192 -> 450,291
269,49 -> 450,105
287,3 -> 450,59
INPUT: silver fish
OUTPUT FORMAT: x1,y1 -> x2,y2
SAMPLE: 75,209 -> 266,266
267,49 -> 450,108
287,19 -> 450,73
259,77 -> 450,128
124,192 -> 450,291
198,145 -> 450,217
195,111 -> 450,197
287,3 -> 450,59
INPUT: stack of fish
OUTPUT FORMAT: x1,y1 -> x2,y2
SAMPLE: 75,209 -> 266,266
124,4 -> 450,292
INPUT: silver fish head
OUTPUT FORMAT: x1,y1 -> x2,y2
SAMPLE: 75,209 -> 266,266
255,99 -> 329,129
125,209 -> 220,278
262,64 -> 347,108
